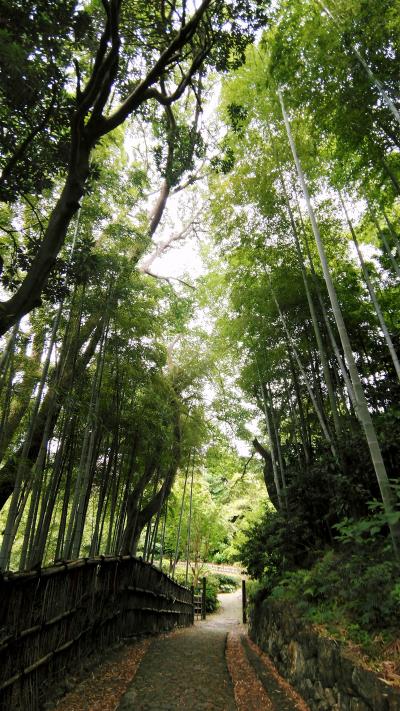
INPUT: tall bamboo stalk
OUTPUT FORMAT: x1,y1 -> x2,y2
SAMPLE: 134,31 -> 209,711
267,383 -> 288,499
383,211 -> 400,260
339,193 -> 400,381
0,307 -> 63,569
269,282 -> 339,461
279,87 -> 400,555
316,0 -> 400,127
256,362 -> 283,510
294,198 -> 357,408
65,310 -> 109,558
279,170 -> 342,438
159,503 -> 168,572
369,209 -> 400,279
171,452 -> 191,578
185,457 -> 195,585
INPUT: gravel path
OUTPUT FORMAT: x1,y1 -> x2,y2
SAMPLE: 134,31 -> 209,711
117,591 -> 242,711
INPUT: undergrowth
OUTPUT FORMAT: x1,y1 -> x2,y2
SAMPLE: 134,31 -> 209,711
241,498 -> 400,666
269,544 -> 400,660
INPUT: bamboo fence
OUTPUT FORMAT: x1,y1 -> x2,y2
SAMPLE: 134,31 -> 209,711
0,554 -> 193,710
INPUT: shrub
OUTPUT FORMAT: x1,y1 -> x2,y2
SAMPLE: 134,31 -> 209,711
267,543 -> 400,636
200,574 -> 220,612
211,572 -> 240,592
173,570 -> 220,612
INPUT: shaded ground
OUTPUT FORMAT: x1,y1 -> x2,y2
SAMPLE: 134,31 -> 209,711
118,589 -> 309,711
117,591 -> 242,711
53,639 -> 151,711
54,589 -> 309,711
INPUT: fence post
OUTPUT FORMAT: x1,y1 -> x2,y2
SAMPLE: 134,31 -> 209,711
202,576 -> 206,620
242,579 -> 247,624
190,584 -> 195,624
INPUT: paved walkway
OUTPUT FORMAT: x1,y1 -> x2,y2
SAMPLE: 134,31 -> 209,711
117,590 -> 308,711
118,591 -> 241,711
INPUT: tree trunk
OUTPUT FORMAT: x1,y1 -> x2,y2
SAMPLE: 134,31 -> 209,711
279,87 -> 400,555
280,171 -> 342,438
252,437 -> 280,509
0,314 -> 103,512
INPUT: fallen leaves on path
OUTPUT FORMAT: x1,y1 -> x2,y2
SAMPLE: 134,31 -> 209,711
246,637 -> 310,711
226,631 -> 273,711
54,639 -> 150,711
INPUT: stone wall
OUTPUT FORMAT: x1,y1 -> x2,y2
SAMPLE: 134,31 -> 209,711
249,598 -> 400,710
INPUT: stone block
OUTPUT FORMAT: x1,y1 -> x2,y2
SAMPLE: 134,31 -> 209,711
323,685 -> 338,708
317,635 -> 340,687
351,666 -> 390,711
304,654 -> 318,681
338,691 -> 354,710
252,599 -> 400,711
288,640 -> 307,679
349,697 -> 371,711
340,653 -> 358,694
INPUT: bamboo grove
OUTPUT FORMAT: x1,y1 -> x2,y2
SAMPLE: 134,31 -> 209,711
206,0 -> 400,565
0,0 -> 269,572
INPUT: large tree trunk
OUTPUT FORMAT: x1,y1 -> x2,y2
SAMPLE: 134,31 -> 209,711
253,437 -> 280,510
0,146 -> 91,335
0,0 -> 214,336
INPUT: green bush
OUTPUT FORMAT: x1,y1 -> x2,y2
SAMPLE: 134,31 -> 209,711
173,570 -> 221,612
246,579 -> 264,603
200,574 -> 220,612
267,543 -> 400,647
238,506 -> 313,587
211,572 -> 240,592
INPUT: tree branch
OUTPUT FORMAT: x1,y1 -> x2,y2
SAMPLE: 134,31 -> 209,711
98,0 -> 212,134
142,269 -> 195,290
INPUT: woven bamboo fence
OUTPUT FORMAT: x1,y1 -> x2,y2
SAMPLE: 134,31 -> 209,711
0,555 -> 194,710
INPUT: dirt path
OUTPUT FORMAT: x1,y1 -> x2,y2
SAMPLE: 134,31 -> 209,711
117,590 -> 309,711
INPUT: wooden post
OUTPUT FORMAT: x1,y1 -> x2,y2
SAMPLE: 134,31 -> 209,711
201,576 -> 206,620
190,585 -> 195,625
242,579 -> 247,624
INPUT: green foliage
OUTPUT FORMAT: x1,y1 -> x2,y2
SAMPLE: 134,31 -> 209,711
154,121 -> 205,188
203,575 -> 220,612
268,544 -> 400,641
334,494 -> 400,546
266,0 -> 400,196
210,572 -> 240,593
239,505 -> 312,588
245,579 -> 264,603
174,570 -> 220,612
0,0 -> 89,201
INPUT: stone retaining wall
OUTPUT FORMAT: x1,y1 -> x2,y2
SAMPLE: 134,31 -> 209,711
249,598 -> 400,710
